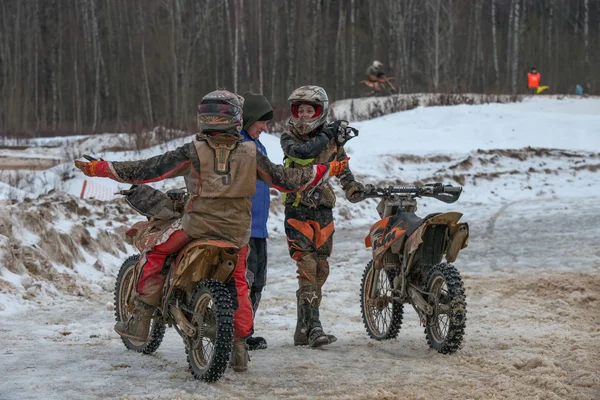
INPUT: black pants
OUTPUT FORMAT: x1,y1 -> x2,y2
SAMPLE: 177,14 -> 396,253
247,237 -> 268,314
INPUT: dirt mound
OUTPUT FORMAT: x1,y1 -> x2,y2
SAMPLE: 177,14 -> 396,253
489,273 -> 600,306
0,192 -> 138,302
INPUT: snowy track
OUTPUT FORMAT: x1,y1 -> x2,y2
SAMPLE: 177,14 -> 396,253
2,97 -> 600,399
1,197 -> 599,400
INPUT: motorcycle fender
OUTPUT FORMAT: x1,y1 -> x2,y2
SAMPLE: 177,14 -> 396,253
173,246 -> 220,289
171,240 -> 240,290
446,223 -> 469,263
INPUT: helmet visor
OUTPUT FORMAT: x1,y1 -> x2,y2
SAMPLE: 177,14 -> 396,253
290,103 -> 322,119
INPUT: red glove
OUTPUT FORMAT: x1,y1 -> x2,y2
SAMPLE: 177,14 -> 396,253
74,160 -> 114,178
328,158 -> 349,177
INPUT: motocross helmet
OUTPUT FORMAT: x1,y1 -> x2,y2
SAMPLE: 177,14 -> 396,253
288,85 -> 329,136
373,60 -> 383,69
197,90 -> 244,135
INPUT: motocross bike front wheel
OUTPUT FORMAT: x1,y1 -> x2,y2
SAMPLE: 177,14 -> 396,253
360,261 -> 403,340
114,254 -> 166,354
424,263 -> 467,354
186,279 -> 234,382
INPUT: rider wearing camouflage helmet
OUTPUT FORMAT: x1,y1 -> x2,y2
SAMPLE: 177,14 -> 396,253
280,85 -> 365,348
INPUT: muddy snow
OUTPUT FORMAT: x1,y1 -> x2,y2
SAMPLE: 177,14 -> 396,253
1,97 -> 599,399
1,194 -> 598,400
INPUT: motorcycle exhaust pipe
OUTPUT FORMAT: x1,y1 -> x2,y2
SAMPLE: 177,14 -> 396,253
212,259 -> 236,282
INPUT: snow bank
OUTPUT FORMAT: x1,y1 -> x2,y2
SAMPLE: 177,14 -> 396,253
0,192 -> 139,314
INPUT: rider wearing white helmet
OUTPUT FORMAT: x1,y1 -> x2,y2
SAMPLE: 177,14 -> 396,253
280,85 -> 365,348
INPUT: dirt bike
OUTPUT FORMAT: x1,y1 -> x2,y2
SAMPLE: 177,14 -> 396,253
360,77 -> 398,96
359,183 -> 469,354
113,184 -> 238,382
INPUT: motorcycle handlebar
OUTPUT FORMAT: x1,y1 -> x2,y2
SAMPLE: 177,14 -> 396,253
363,184 -> 463,202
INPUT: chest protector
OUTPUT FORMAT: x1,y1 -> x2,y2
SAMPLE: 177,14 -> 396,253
283,132 -> 340,209
193,135 -> 256,198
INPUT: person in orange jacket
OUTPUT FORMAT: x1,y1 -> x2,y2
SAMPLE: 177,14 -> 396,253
527,67 -> 540,93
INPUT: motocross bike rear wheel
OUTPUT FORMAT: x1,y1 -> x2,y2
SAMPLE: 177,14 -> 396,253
424,263 -> 467,354
186,279 -> 234,382
114,254 -> 166,354
360,261 -> 403,340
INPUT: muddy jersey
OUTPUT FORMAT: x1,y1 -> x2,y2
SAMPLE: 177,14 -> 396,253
280,125 -> 356,209
107,134 -> 320,247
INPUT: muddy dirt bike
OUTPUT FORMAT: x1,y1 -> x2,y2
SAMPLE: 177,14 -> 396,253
360,77 -> 398,96
359,183 -> 469,354
113,184 -> 238,382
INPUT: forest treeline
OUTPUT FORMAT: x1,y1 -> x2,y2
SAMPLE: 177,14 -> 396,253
0,0 -> 597,135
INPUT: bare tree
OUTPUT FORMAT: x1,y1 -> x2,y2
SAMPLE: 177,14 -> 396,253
584,0 -> 589,63
0,0 -> 598,135
137,0 -> 153,127
511,0 -> 521,94
491,0 -> 501,90
258,0 -> 263,93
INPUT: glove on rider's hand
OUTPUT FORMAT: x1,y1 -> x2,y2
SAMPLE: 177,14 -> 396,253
320,125 -> 336,141
328,158 -> 349,177
344,181 -> 365,203
74,159 -> 113,178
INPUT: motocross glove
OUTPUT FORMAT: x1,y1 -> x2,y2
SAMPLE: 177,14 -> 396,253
320,125 -> 337,141
328,158 -> 349,177
74,159 -> 116,179
344,181 -> 366,203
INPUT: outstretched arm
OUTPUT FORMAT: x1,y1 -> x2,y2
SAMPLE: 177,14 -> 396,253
75,143 -> 194,183
255,149 -> 346,192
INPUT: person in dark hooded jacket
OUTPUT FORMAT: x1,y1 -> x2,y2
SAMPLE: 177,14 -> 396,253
240,92 -> 274,351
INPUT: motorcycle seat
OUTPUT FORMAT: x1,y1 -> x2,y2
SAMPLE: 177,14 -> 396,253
396,212 -> 425,237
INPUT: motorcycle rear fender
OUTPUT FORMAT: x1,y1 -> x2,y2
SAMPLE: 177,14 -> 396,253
446,222 -> 469,262
171,239 -> 239,290
405,212 -> 469,263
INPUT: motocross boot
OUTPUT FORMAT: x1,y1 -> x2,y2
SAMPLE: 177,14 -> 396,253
114,297 -> 154,341
246,335 -> 267,350
299,286 -> 337,348
230,337 -> 249,372
316,287 -> 337,345
294,290 -> 309,346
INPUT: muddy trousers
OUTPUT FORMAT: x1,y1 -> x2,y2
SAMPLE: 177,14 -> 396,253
284,206 -> 334,345
136,228 -> 252,339
284,206 -> 334,291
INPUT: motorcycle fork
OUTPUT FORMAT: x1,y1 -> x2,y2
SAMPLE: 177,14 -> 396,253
123,258 -> 143,312
368,266 -> 381,300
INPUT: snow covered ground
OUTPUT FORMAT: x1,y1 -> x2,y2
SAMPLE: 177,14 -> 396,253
1,97 -> 599,399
